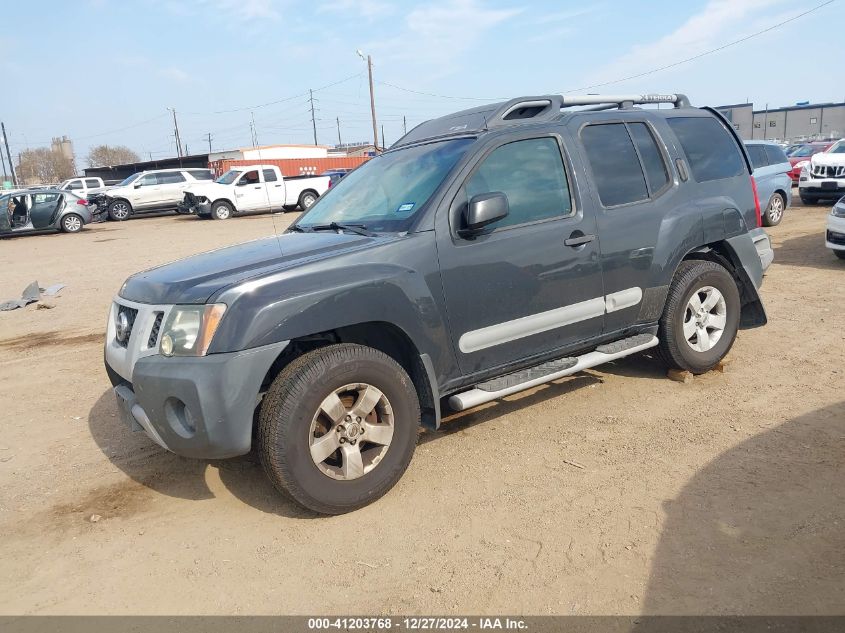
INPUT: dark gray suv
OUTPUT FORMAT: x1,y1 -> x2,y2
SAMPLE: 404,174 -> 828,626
104,93 -> 772,514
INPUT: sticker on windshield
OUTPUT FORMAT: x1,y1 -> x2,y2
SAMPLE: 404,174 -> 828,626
396,202 -> 415,214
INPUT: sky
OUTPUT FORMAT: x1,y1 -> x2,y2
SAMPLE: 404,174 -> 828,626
1,0 -> 843,169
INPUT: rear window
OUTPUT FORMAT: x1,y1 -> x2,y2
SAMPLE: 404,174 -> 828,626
667,117 -> 745,182
581,123 -> 648,207
764,145 -> 789,165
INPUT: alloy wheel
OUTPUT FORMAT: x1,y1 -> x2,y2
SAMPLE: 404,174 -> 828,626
683,286 -> 727,352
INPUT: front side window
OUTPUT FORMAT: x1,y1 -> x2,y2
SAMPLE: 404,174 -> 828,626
667,117 -> 746,182
189,170 -> 214,180
463,137 -> 572,230
138,173 -> 158,186
581,123 -> 648,207
828,140 -> 845,154
237,170 -> 259,185
66,180 -> 82,190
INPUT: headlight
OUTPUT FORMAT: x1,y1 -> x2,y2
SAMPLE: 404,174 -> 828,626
794,160 -> 809,170
159,304 -> 226,357
832,200 -> 845,218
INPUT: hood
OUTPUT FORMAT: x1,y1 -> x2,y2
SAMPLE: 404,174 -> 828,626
120,231 -> 382,304
812,152 -> 845,167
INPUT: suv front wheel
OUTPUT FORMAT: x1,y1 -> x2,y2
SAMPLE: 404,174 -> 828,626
657,260 -> 740,374
108,200 -> 132,221
258,343 -> 420,514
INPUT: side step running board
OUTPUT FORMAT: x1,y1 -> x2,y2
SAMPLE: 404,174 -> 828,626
448,334 -> 659,411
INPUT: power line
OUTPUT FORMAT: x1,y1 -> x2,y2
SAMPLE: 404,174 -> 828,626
563,0 -> 837,93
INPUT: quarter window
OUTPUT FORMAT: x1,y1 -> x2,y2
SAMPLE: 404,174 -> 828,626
464,137 -> 572,230
581,123 -> 648,207
667,117 -> 745,182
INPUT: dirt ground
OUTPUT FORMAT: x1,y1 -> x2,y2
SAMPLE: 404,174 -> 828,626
0,202 -> 843,615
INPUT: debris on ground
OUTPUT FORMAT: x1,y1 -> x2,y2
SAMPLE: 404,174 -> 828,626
0,281 -> 66,311
667,369 -> 694,384
88,514 -> 102,523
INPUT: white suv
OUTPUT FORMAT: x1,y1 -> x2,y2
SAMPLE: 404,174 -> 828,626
94,168 -> 214,221
799,139 -> 845,205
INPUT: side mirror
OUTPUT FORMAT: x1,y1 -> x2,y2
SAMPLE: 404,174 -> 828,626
463,192 -> 509,233
133,181 -> 143,188
236,180 -> 247,187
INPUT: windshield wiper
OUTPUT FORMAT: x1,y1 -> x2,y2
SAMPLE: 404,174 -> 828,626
287,224 -> 308,233
309,222 -> 374,236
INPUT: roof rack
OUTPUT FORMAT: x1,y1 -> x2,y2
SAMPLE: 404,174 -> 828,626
391,93 -> 692,149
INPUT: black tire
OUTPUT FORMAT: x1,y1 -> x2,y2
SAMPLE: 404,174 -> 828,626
657,260 -> 741,374
60,213 -> 84,233
258,343 -> 420,514
762,192 -> 785,227
834,250 -> 845,260
298,190 -> 318,211
210,200 -> 233,220
107,199 -> 132,221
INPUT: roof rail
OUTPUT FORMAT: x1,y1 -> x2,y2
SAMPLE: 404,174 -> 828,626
560,94 -> 691,108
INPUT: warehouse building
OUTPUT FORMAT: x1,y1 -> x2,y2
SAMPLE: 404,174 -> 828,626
717,101 -> 845,142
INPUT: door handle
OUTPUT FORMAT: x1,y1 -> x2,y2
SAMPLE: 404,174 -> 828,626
254,186 -> 262,189
564,233 -> 595,247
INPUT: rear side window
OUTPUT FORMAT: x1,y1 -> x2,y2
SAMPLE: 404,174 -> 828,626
667,117 -> 745,182
746,145 -> 768,169
158,172 -> 186,184
764,145 -> 789,165
189,170 -> 214,180
66,180 -> 83,190
262,169 -> 278,182
465,137 -> 572,230
628,123 -> 669,194
85,179 -> 100,188
581,123 -> 648,207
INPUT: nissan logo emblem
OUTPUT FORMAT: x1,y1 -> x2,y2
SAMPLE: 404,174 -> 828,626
115,312 -> 130,343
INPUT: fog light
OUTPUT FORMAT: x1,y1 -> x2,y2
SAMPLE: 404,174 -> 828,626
160,334 -> 174,356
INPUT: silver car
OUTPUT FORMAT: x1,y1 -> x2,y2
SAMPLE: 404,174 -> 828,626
0,189 -> 95,236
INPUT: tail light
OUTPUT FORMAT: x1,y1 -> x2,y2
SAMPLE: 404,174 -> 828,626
76,199 -> 89,206
750,176 -> 762,227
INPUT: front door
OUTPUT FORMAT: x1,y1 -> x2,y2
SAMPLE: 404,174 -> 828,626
132,173 -> 162,209
233,169 -> 265,211
0,194 -> 11,232
437,132 -> 603,375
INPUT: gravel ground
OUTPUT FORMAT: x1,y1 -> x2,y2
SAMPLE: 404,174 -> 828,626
0,202 -> 842,615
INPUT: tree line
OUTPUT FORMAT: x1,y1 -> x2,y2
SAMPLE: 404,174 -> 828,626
11,144 -> 141,185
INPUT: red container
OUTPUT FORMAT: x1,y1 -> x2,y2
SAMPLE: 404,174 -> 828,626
209,156 -> 371,178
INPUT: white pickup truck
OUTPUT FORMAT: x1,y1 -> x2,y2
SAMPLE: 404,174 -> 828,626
178,165 -> 330,220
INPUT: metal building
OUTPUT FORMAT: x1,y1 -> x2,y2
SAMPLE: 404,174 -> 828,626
717,102 -> 845,142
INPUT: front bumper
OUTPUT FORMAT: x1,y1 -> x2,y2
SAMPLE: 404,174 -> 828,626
176,202 -> 210,215
799,179 -> 845,199
826,213 -> 845,251
105,340 -> 289,459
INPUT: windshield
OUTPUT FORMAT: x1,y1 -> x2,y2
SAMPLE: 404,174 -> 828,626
790,145 -> 820,157
216,170 -> 241,185
297,138 -> 473,232
828,140 -> 845,154
118,173 -> 141,187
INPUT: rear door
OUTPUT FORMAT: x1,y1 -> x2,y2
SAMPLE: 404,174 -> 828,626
436,130 -> 604,374
262,168 -> 286,210
156,171 -> 188,207
572,114 -> 681,334
29,192 -> 62,228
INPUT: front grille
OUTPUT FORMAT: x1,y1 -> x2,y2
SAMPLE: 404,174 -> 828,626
812,165 -> 845,178
827,230 -> 845,246
116,304 -> 138,348
148,312 -> 164,348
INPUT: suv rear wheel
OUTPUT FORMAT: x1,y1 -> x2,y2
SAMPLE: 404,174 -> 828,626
258,343 -> 420,514
657,260 -> 740,374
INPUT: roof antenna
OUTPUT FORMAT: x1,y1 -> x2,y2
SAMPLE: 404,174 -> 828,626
482,115 -> 489,132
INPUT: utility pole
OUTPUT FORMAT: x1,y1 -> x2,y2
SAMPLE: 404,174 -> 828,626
2,122 -> 17,186
381,125 -> 385,149
403,115 -> 407,135
336,117 -> 342,147
250,112 -> 258,147
206,132 -> 213,153
169,108 -> 183,158
367,55 -> 378,152
309,89 -> 318,146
